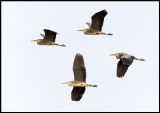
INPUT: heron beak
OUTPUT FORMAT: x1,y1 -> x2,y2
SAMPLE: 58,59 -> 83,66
62,82 -> 68,84
31,40 -> 38,42
110,54 -> 117,56
78,30 -> 84,31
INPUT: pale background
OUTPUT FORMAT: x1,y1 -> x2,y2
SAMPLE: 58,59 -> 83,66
2,1 -> 159,112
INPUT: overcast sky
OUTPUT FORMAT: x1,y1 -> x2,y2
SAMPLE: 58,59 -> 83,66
2,1 -> 159,112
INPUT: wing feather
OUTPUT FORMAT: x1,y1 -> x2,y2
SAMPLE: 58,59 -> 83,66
86,22 -> 91,29
117,59 -> 130,78
73,53 -> 86,82
40,34 -> 45,38
71,87 -> 85,101
91,10 -> 108,31
43,29 -> 57,42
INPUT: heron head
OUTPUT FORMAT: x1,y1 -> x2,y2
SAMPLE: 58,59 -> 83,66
110,53 -> 123,59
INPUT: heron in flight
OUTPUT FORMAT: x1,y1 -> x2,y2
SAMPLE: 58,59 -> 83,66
63,53 -> 97,101
32,29 -> 66,47
110,52 -> 145,78
78,9 -> 113,35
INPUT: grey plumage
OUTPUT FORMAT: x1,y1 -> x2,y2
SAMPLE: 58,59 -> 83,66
78,9 -> 112,35
111,52 -> 145,77
117,59 -> 130,77
63,53 -> 97,101
86,22 -> 91,29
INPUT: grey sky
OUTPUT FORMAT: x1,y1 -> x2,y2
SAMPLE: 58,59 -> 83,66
2,1 -> 159,112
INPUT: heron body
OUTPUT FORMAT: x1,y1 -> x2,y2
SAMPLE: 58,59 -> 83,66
63,81 -> 97,87
78,9 -> 113,35
32,29 -> 66,47
34,39 -> 59,45
110,52 -> 145,78
79,29 -> 107,35
63,53 -> 97,101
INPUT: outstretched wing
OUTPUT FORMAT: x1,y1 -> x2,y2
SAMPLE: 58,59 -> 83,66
71,87 -> 86,101
43,29 -> 57,42
117,59 -> 130,78
73,53 -> 86,82
91,9 -> 108,31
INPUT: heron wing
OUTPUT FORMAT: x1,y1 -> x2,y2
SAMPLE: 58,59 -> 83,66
121,55 -> 134,65
90,10 -> 108,31
117,59 -> 130,78
86,22 -> 91,29
43,29 -> 57,42
71,87 -> 85,101
40,34 -> 45,38
73,53 -> 86,82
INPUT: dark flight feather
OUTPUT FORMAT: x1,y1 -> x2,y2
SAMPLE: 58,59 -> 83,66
43,29 -> 57,42
117,59 -> 130,77
73,53 -> 86,82
71,87 -> 86,101
91,10 -> 108,31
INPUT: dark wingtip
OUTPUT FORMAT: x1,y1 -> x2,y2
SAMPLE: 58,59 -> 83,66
76,53 -> 83,57
72,99 -> 81,101
43,29 -> 58,34
43,29 -> 48,31
102,9 -> 108,14
117,75 -> 125,78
